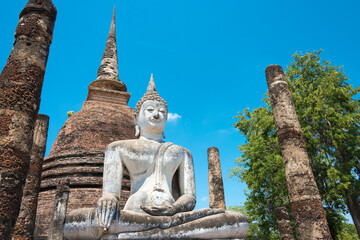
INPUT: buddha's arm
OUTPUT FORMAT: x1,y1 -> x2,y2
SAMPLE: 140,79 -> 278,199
97,144 -> 123,228
175,149 -> 196,212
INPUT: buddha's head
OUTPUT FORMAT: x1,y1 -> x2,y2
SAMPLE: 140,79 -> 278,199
134,74 -> 168,139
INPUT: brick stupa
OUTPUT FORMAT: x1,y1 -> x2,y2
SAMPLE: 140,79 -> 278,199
34,8 -> 136,239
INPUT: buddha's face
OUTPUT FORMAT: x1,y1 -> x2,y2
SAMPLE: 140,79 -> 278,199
137,100 -> 167,135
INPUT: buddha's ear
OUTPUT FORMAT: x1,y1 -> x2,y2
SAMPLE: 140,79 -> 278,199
135,125 -> 140,137
162,131 -> 166,139
134,114 -> 140,137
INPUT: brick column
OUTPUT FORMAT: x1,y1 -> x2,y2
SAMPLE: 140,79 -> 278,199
48,179 -> 70,240
0,1 -> 56,238
265,65 -> 331,239
12,114 -> 49,240
207,147 -> 226,210
275,206 -> 295,240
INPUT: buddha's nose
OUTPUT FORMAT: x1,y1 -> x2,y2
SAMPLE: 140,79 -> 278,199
153,113 -> 160,119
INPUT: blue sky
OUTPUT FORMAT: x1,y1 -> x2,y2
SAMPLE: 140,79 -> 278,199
1,0 -> 359,219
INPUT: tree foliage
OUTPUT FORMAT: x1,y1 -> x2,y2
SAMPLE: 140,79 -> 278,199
337,221 -> 360,240
231,50 -> 360,239
67,110 -> 75,117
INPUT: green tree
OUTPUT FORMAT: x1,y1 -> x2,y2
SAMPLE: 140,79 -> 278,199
228,204 -> 286,240
230,100 -> 292,239
231,50 -> 360,239
286,50 -> 360,236
337,221 -> 360,240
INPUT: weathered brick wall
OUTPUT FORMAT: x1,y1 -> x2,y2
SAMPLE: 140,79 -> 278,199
13,114 -> 49,240
0,1 -> 56,238
34,189 -> 56,240
34,101 -> 136,239
266,65 -> 331,239
48,179 -> 70,240
207,147 -> 226,211
47,101 -> 135,157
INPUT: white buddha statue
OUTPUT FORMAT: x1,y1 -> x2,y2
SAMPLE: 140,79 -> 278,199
63,75 -> 248,239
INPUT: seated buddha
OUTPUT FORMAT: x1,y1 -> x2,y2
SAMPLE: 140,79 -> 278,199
63,75 -> 248,239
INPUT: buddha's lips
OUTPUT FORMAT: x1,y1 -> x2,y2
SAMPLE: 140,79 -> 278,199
150,119 -> 161,123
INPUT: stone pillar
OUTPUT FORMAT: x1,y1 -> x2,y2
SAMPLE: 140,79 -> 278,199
48,179 -> 70,240
275,206 -> 295,240
207,147 -> 226,210
265,65 -> 332,239
12,114 -> 49,240
0,1 -> 56,238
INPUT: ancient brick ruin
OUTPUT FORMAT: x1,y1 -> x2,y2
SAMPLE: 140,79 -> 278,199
207,147 -> 226,211
0,1 -> 232,238
4,1 -> 335,239
0,0 -> 56,238
266,65 -> 332,239
34,8 -> 136,239
13,114 -> 49,240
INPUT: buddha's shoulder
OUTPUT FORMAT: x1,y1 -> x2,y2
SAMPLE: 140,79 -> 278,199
167,143 -> 192,156
106,139 -> 140,149
106,139 -> 191,156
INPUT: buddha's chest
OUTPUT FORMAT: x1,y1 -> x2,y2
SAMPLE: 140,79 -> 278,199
121,144 -> 183,178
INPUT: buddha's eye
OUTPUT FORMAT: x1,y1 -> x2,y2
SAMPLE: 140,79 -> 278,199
146,107 -> 154,112
159,108 -> 166,113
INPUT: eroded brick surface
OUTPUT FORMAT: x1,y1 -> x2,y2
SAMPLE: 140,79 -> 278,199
275,206 -> 295,240
34,101 -> 135,239
12,114 -> 49,240
0,0 -> 56,238
266,65 -> 332,240
207,147 -> 226,210
48,179 -> 70,240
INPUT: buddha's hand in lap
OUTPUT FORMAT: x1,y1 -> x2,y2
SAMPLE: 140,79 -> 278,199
140,205 -> 177,216
96,193 -> 119,229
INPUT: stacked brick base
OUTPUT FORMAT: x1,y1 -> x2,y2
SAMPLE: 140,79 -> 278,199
34,101 -> 135,239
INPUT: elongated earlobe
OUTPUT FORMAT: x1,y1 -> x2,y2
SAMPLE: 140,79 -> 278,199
135,125 -> 140,137
162,131 -> 166,139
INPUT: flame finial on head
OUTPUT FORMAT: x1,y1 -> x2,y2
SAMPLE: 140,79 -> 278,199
147,73 -> 156,91
135,74 -> 167,117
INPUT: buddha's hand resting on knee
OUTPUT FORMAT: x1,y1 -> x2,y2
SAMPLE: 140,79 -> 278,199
140,205 -> 177,216
97,193 -> 119,229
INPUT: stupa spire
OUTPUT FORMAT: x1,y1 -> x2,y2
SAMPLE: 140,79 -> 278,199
91,5 -> 127,92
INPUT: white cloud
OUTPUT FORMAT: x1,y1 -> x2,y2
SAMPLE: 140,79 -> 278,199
167,113 -> 182,122
218,128 -> 238,134
200,196 -> 208,202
